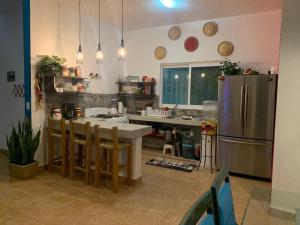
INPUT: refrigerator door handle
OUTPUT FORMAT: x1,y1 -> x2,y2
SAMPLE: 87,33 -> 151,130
244,85 -> 248,129
240,86 -> 245,129
219,139 -> 267,146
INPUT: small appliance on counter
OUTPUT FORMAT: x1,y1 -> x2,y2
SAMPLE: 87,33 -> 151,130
62,103 -> 76,119
74,107 -> 84,118
203,100 -> 218,120
51,105 -> 62,120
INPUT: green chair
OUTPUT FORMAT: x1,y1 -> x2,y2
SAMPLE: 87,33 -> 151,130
211,167 -> 238,225
179,191 -> 216,225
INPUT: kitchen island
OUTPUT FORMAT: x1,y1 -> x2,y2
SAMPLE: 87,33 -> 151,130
45,117 -> 152,182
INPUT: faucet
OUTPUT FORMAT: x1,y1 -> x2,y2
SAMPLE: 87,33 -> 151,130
171,104 -> 178,118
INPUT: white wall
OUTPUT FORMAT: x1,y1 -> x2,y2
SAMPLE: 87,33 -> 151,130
124,10 -> 282,94
30,0 -> 121,163
30,0 -> 60,163
58,0 -> 122,94
0,9 -> 24,149
271,0 -> 300,213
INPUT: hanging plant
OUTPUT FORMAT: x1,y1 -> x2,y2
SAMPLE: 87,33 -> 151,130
36,55 -> 66,77
220,58 -> 243,76
34,55 -> 66,110
34,74 -> 43,110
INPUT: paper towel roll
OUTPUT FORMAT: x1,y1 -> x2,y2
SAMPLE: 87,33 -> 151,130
118,102 -> 123,114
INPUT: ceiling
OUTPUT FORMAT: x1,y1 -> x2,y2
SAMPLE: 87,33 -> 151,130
0,0 -> 21,15
0,0 -> 283,28
73,0 -> 283,30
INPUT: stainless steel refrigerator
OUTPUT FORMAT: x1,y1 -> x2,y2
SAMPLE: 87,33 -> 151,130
217,74 -> 277,179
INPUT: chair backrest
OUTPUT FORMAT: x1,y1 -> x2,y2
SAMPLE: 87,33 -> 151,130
179,191 -> 216,225
48,117 -> 66,135
211,167 -> 237,225
94,125 -> 119,148
70,121 -> 91,142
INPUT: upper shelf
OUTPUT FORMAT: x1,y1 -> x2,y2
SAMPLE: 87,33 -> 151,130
44,75 -> 87,94
55,76 -> 87,81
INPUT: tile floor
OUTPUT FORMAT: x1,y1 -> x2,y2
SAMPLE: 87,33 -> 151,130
0,149 -> 292,225
241,187 -> 295,225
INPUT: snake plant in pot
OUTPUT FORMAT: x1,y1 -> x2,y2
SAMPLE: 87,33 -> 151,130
6,118 -> 41,179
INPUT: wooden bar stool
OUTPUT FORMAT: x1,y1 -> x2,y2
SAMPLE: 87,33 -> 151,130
69,121 -> 92,184
94,125 -> 132,193
47,118 -> 68,177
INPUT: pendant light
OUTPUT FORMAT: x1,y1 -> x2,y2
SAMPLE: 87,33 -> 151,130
76,0 -> 84,64
96,0 -> 104,63
117,0 -> 126,60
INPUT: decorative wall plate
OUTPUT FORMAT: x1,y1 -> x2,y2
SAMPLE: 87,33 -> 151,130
168,26 -> 182,40
184,36 -> 199,52
203,22 -> 218,37
218,41 -> 234,57
154,46 -> 167,60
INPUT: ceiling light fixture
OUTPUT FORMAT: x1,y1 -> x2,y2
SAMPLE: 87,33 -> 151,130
161,0 -> 178,8
76,0 -> 83,64
96,0 -> 104,63
117,0 -> 126,60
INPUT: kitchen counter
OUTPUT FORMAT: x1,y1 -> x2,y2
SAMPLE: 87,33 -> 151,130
73,117 -> 152,139
129,114 -> 202,127
45,117 -> 152,181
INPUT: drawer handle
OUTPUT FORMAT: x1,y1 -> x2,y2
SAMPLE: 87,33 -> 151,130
219,139 -> 267,146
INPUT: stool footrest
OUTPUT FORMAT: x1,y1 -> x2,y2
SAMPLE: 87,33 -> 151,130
74,139 -> 87,145
99,170 -> 112,176
74,166 -> 87,172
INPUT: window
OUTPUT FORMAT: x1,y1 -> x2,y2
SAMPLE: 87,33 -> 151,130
162,67 -> 189,105
161,63 -> 221,108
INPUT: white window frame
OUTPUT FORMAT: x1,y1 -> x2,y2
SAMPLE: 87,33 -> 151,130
160,60 -> 221,110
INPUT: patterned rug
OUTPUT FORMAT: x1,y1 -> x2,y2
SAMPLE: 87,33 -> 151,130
146,157 -> 197,173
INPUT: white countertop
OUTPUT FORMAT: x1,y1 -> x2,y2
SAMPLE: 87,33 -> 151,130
128,114 -> 202,127
46,117 -> 152,140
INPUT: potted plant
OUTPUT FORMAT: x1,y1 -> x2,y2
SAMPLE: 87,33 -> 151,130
220,58 -> 243,76
36,55 -> 66,77
6,118 -> 41,179
34,55 -> 66,109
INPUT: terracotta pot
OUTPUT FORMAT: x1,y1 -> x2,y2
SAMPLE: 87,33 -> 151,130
7,161 -> 38,180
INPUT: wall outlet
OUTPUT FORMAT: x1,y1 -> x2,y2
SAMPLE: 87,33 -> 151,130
7,71 -> 15,82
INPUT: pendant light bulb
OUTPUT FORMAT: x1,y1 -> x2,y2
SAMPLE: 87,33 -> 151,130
76,45 -> 84,64
76,0 -> 83,64
96,44 -> 104,63
118,39 -> 126,60
96,0 -> 104,64
118,0 -> 126,60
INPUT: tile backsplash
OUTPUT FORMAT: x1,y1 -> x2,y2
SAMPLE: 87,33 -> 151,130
46,93 -> 202,117
46,93 -> 118,115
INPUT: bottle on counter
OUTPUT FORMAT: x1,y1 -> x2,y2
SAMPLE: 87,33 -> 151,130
118,102 -> 124,114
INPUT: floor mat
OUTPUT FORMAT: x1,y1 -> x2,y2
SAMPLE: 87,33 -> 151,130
146,157 -> 197,173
